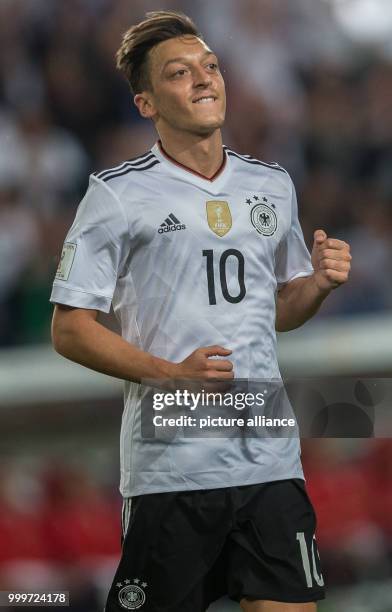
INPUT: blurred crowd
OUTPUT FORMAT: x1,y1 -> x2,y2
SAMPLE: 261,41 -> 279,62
1,0 -> 392,346
303,439 -> 392,586
1,440 -> 392,610
0,456 -> 121,611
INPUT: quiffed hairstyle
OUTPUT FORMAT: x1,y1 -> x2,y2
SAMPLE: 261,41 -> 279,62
116,11 -> 201,95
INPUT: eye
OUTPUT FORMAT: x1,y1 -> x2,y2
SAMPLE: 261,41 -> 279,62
206,63 -> 219,71
172,68 -> 187,77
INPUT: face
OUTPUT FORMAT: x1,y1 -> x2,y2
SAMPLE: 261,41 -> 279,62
135,35 -> 226,137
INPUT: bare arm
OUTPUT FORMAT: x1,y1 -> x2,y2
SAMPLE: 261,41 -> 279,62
276,230 -> 351,332
275,276 -> 330,332
51,304 -> 234,383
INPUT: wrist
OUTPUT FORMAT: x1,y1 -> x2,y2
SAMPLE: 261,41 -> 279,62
151,355 -> 178,379
311,272 -> 333,299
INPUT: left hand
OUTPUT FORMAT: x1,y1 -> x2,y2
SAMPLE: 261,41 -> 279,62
311,229 -> 351,293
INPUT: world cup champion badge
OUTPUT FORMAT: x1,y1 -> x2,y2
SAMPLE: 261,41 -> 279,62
206,200 -> 232,237
250,203 -> 277,236
116,578 -> 147,610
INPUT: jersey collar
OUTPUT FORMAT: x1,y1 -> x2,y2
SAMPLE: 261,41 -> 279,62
152,140 -> 229,184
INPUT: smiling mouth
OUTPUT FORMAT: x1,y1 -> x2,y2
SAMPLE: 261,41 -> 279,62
192,96 -> 217,104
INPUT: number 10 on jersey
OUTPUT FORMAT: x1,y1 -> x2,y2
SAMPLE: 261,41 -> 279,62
203,249 -> 246,305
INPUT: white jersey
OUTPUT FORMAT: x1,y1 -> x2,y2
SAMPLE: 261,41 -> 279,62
50,142 -> 313,497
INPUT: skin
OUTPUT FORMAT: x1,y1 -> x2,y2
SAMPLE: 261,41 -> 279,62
134,35 -> 226,178
52,34 -> 351,611
276,230 -> 351,332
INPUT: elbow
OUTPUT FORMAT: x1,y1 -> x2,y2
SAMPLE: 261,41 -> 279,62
275,313 -> 300,333
51,321 -> 68,356
51,305 -> 97,358
275,317 -> 306,333
51,311 -> 75,358
275,311 -> 289,333
275,320 -> 291,333
276,323 -> 298,333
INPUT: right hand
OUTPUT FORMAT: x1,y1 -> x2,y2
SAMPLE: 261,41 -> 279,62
173,345 -> 234,381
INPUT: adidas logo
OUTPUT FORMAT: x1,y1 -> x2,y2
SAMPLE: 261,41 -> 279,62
158,213 -> 186,234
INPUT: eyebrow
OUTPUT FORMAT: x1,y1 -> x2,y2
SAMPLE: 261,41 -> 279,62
162,50 -> 216,72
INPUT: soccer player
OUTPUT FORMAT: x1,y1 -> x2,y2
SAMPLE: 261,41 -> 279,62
50,11 -> 351,612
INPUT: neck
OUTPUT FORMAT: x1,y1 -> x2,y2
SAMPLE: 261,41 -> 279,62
157,130 -> 223,179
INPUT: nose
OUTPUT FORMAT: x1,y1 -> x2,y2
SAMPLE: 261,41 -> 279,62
193,65 -> 212,89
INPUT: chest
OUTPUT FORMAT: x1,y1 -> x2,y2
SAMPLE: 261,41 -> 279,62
125,180 -> 292,256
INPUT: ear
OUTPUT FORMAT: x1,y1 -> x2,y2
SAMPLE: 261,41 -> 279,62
134,92 -> 157,120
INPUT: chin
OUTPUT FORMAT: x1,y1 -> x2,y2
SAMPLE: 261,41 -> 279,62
193,125 -> 221,137
196,117 -> 225,133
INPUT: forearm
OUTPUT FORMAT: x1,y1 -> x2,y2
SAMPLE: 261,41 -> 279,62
52,310 -> 174,383
275,275 -> 330,332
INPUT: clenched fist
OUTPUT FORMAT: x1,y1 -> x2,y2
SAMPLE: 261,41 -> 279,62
311,229 -> 351,292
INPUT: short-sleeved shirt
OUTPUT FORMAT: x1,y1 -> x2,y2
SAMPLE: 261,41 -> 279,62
50,142 -> 313,497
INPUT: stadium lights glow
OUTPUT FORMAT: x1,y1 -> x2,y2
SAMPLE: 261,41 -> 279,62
327,0 -> 392,43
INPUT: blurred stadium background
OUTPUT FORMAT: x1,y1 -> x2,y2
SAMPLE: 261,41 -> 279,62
0,0 -> 392,610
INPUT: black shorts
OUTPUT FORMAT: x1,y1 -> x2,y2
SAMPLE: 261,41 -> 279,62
105,479 -> 325,611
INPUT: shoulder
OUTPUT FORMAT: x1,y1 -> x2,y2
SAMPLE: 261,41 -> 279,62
225,146 -> 294,199
91,149 -> 161,191
224,146 -> 288,176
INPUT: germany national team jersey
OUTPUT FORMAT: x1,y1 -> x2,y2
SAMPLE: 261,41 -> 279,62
50,142 -> 314,497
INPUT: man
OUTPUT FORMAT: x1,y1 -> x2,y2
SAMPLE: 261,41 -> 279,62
50,11 -> 351,612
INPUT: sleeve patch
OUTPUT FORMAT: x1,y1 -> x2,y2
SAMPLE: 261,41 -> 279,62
55,242 -> 77,281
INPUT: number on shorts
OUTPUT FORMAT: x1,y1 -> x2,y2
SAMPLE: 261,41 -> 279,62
296,532 -> 324,588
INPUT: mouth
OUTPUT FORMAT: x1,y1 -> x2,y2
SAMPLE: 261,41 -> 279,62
192,95 -> 217,104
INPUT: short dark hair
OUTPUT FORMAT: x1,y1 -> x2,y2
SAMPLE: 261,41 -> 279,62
116,11 -> 202,95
